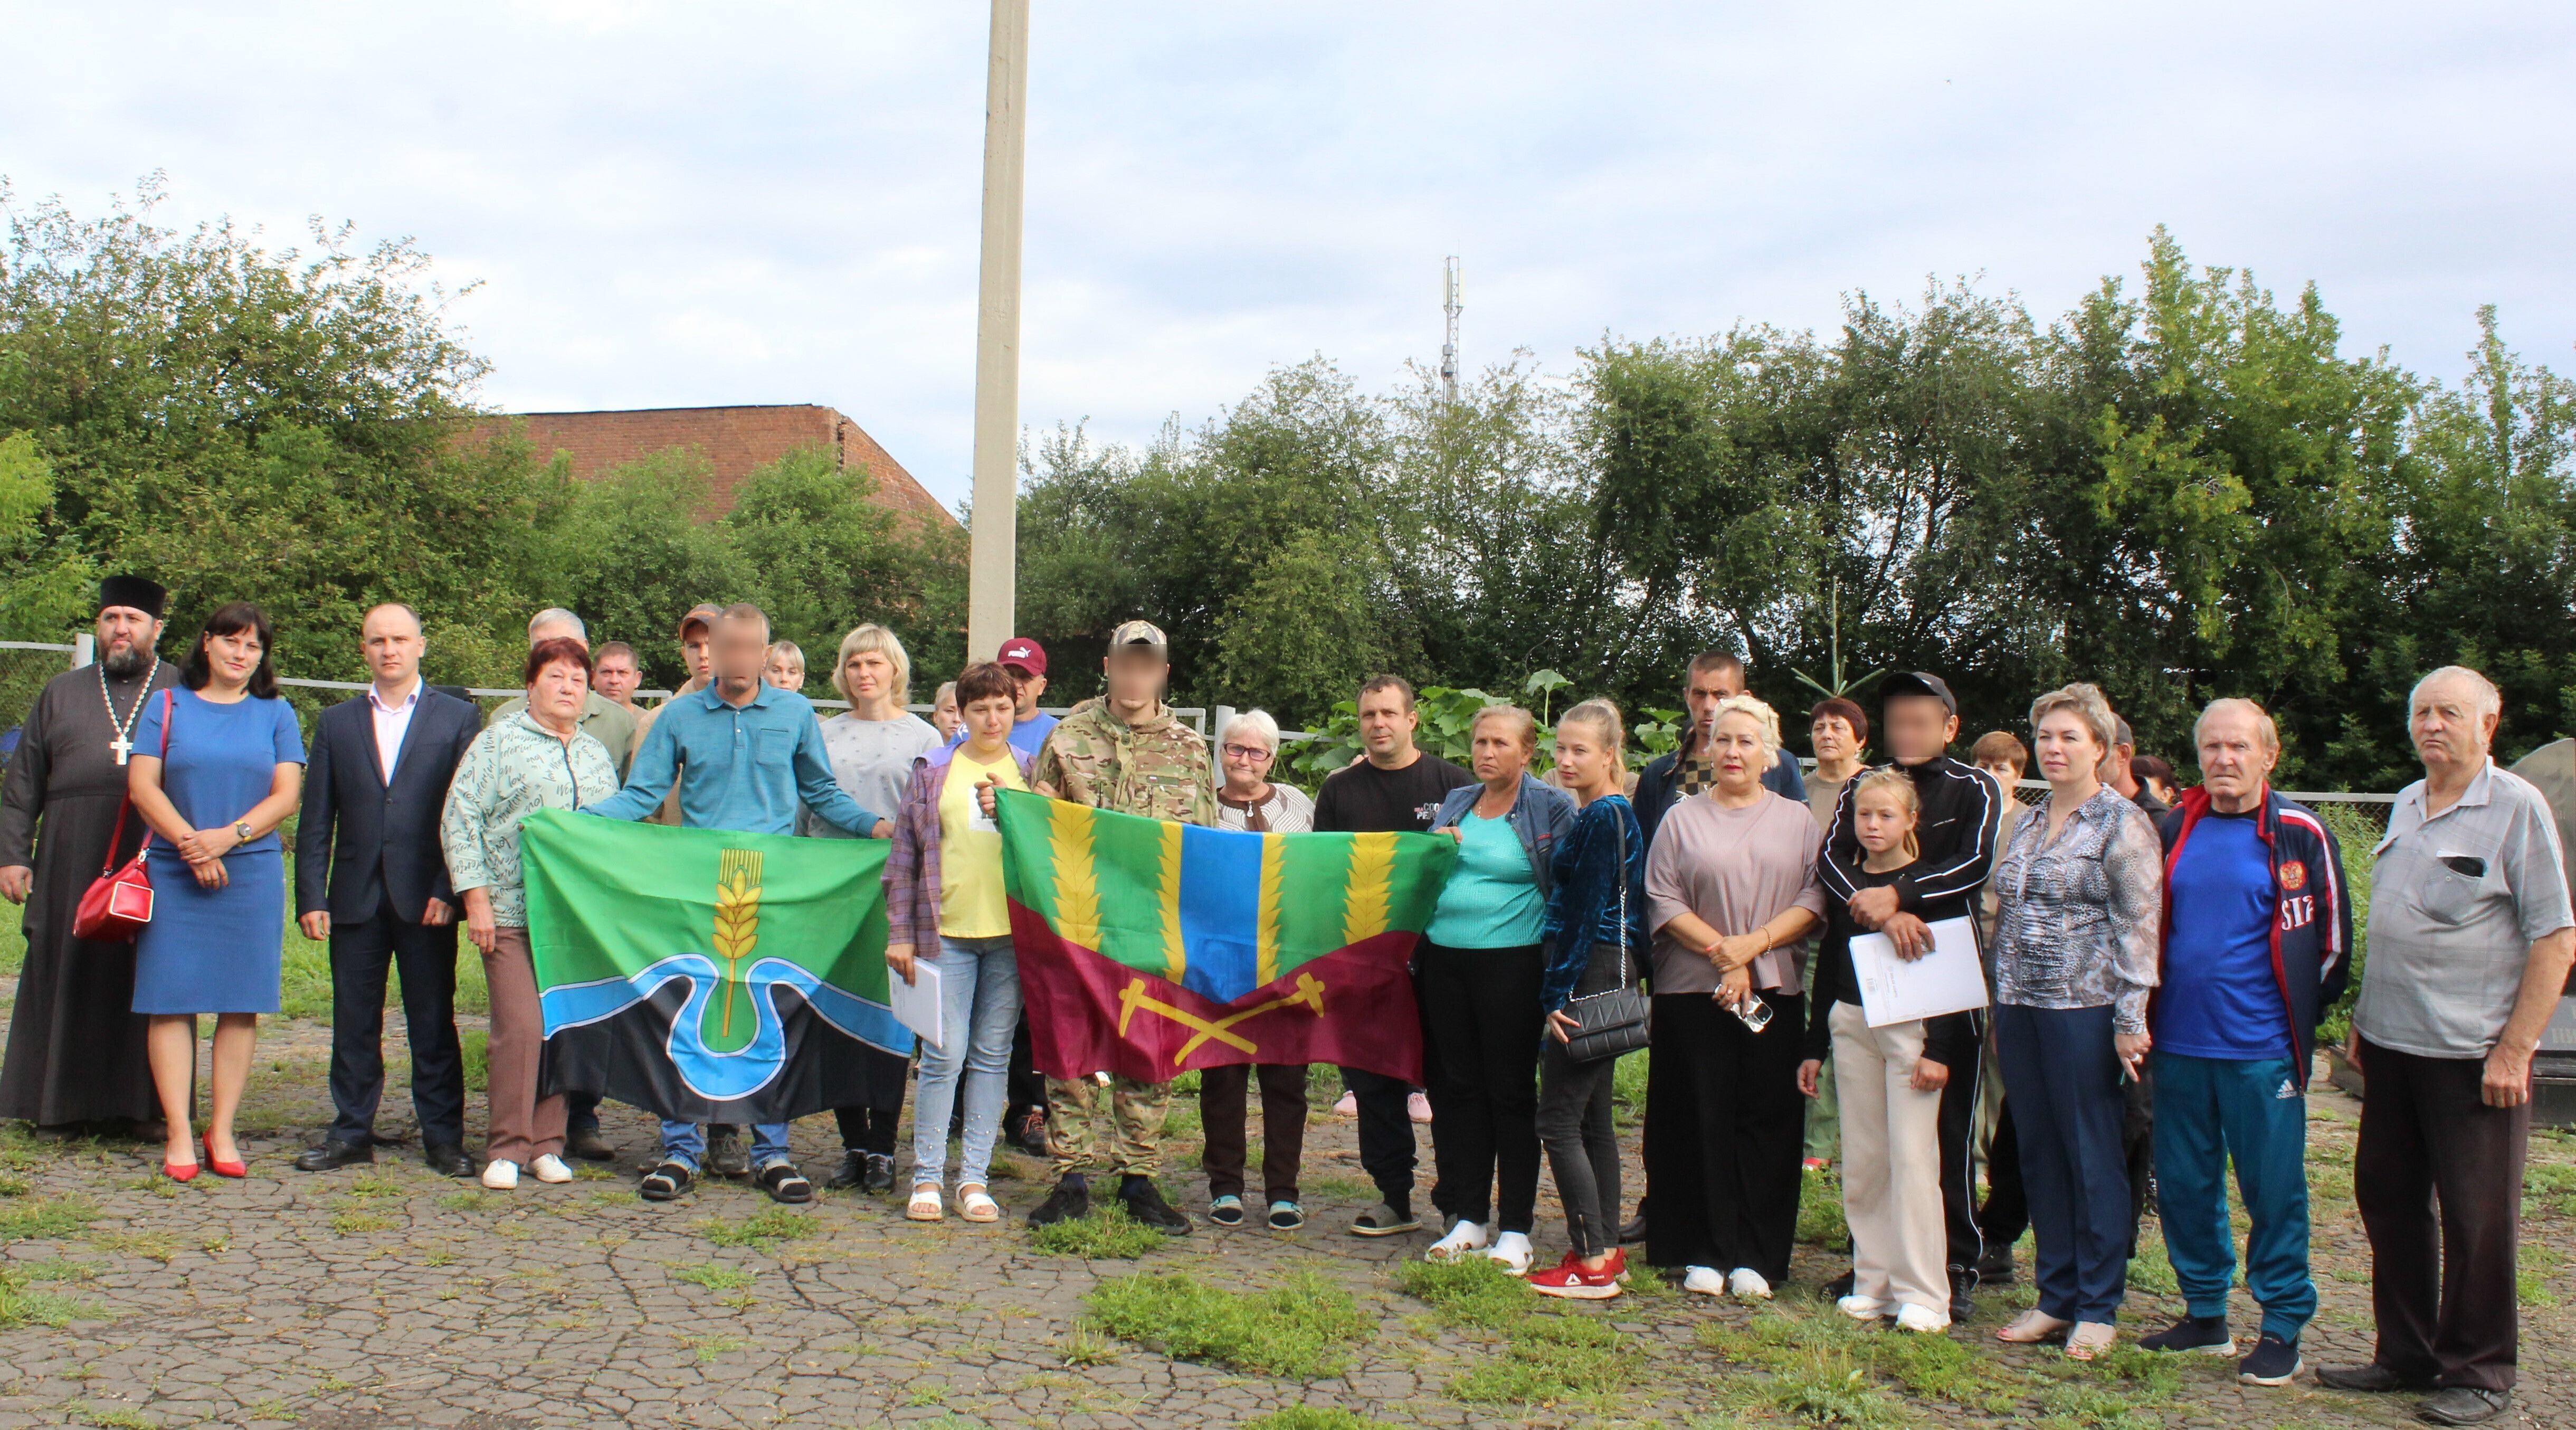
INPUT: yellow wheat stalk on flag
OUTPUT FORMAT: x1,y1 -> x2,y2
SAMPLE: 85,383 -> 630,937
714,849 -> 763,1038
1257,834 -> 1286,986
1342,832 -> 1396,946
1048,800 -> 1100,952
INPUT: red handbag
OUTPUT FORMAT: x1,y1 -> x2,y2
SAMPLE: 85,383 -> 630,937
72,689 -> 171,943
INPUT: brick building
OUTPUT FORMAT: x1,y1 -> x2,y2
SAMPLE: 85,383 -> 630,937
467,404 -> 955,527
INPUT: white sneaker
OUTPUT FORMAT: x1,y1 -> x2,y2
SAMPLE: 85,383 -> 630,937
480,1159 -> 519,1190
1894,1303 -> 1951,1334
528,1154 -> 573,1185
1682,1265 -> 1726,1296
1838,1294 -> 1891,1321
1484,1230 -> 1534,1275
1728,1267 -> 1773,1301
1426,1218 -> 1490,1262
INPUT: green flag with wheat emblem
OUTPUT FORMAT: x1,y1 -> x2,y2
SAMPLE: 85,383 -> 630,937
519,809 -> 910,1122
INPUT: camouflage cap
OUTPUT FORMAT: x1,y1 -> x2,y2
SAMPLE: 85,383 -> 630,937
1107,619 -> 1168,652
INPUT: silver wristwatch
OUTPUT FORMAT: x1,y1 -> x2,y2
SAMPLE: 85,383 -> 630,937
233,820 -> 254,842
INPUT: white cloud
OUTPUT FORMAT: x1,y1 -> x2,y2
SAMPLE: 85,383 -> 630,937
3,1 -> 2568,508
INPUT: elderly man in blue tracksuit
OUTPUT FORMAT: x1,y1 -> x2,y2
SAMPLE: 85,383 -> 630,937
581,603 -> 888,1205
2137,698 -> 2351,1388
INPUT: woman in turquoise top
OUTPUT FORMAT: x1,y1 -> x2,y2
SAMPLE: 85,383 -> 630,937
127,603 -> 307,1181
1418,705 -> 1575,1273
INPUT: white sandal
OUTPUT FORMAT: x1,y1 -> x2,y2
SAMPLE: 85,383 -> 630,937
906,1183 -> 944,1221
958,1185 -> 1000,1223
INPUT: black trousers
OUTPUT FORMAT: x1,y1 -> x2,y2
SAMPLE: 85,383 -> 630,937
1645,989 -> 1807,1281
1417,941 -> 1544,1232
1344,961 -> 1434,1213
326,905 -> 465,1147
1936,1031 -> 1984,1273
1200,1063 -> 1309,1201
2355,1039 -> 2529,1392
1006,1010 -> 1047,1126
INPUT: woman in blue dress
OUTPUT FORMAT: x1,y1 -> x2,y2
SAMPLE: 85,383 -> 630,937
127,602 -> 306,1180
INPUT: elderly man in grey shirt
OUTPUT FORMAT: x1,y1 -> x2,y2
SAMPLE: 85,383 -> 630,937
2317,667 -> 2575,1427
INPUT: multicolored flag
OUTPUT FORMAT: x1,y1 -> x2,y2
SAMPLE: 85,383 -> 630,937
996,788 -> 1459,1085
519,809 -> 908,1123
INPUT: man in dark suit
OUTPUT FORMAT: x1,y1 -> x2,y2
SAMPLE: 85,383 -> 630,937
292,603 -> 484,1176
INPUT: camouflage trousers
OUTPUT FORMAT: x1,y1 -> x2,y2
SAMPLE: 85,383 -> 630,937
1045,1073 -> 1168,1177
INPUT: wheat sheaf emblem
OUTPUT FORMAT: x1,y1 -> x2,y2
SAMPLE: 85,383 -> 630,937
713,849 -> 763,1039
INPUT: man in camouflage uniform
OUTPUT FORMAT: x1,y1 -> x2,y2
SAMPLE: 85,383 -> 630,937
1024,620 -> 1214,1235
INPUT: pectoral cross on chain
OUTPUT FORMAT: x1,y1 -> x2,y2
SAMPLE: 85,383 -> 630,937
110,735 -> 134,766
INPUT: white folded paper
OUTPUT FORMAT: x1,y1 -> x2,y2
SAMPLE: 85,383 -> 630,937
890,960 -> 945,1048
1849,914 -> 1990,1028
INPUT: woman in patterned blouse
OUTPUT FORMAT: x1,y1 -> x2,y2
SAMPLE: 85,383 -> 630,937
1988,681 -> 2163,1359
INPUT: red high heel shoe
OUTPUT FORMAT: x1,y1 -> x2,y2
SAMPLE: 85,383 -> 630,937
164,1133 -> 201,1182
203,1137 -> 248,1179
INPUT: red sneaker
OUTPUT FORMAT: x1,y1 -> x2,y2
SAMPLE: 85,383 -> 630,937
1528,1249 -> 1623,1301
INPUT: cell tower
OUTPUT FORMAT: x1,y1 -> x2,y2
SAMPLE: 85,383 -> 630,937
1440,255 -> 1461,403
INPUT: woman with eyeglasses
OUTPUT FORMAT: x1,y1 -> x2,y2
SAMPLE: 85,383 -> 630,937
1200,710 -> 1317,1230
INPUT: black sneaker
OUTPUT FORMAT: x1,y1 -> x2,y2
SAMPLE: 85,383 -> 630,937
2238,1331 -> 2302,1387
2139,1315 -> 2236,1356
1028,1178 -> 1089,1228
1618,1211 -> 1648,1245
1119,1179 -> 1191,1236
1011,1109 -> 1050,1157
1947,1265 -> 1976,1325
824,1150 -> 869,1190
2414,1388 -> 2511,1425
862,1152 -> 897,1195
564,1125 -> 616,1162
705,1126 -> 749,1178
1825,1267 -> 1857,1299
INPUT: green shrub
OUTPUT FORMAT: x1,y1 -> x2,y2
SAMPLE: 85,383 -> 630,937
1795,1164 -> 1848,1246
1086,1270 -> 1372,1380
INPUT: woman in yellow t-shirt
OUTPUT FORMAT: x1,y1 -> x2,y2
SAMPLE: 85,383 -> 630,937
881,662 -> 1031,1224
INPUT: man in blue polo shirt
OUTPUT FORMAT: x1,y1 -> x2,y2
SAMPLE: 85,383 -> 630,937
2140,698 -> 2351,1389
583,603 -> 889,1204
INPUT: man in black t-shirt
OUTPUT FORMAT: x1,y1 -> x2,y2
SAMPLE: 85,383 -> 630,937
1311,674 -> 1475,1237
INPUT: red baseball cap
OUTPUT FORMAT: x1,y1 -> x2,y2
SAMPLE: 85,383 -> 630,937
997,637 -> 1047,678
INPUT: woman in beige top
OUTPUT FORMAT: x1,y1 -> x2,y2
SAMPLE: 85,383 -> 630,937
1642,695 -> 1828,1302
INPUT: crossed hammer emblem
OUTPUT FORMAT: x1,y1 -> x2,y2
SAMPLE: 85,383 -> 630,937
1117,971 -> 1328,1065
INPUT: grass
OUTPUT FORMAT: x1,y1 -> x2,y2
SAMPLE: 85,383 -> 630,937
678,1332 -> 746,1363
1795,1164 -> 1849,1246
1395,1256 -> 1642,1406
1244,1411 -> 1399,1430
1701,1306 -> 2021,1415
670,1262 -> 755,1291
1085,1270 -> 1372,1379
63,1402 -> 155,1429
0,1266 -> 106,1329
328,1210 -> 396,1236
1028,1200 -> 1166,1259
87,1229 -> 178,1263
0,1195 -> 99,1243
700,1207 -> 818,1248
1058,1323 -> 1120,1367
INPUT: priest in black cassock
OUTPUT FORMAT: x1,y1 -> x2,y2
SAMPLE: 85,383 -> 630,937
0,576 -> 178,1131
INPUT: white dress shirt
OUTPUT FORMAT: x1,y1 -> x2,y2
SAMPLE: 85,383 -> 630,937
367,677 -> 424,781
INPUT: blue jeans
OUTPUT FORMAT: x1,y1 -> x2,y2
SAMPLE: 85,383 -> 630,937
910,934 -> 1023,1188
2152,1051 -> 2315,1339
660,1120 -> 789,1171
1995,1002 -> 2132,1324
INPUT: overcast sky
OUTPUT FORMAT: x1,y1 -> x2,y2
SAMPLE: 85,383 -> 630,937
5,2 -> 2569,509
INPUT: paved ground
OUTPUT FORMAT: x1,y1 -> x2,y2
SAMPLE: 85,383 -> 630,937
0,987 -> 2569,1429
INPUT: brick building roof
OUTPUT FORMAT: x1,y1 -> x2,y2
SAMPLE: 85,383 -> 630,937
467,404 -> 955,527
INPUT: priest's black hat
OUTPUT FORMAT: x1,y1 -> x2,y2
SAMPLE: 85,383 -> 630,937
97,575 -> 167,619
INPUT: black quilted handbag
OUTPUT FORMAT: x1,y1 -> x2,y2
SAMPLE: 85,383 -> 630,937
1562,815 -> 1650,1064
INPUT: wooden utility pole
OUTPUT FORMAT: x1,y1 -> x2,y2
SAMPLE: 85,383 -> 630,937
967,0 -> 1030,664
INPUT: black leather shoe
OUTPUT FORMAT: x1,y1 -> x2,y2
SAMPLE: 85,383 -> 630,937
824,1150 -> 869,1190
2317,1363 -> 2437,1394
1010,1109 -> 1050,1157
862,1152 -> 897,1195
1028,1178 -> 1089,1227
706,1125 -> 750,1178
1619,1211 -> 1648,1245
424,1142 -> 476,1178
1947,1265 -> 1976,1324
1975,1241 -> 2016,1285
294,1139 -> 375,1172
2416,1388 -> 2511,1425
565,1126 -> 615,1162
1824,1267 -> 1857,1299
1119,1179 -> 1191,1236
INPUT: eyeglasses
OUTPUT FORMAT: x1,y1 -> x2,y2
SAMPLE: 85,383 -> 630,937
1220,744 -> 1272,761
